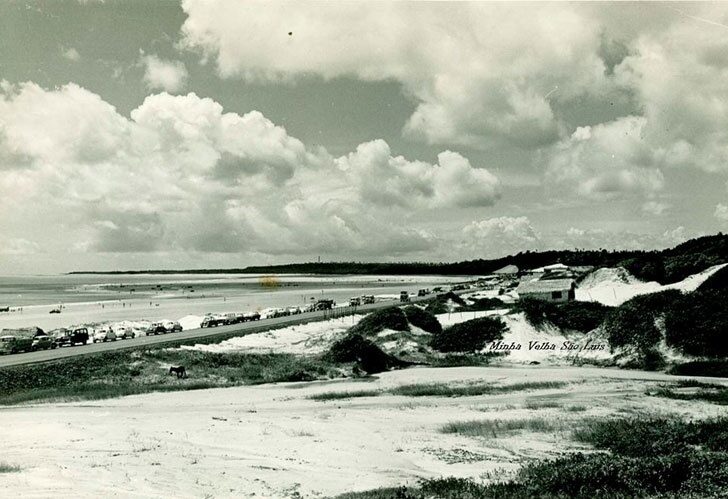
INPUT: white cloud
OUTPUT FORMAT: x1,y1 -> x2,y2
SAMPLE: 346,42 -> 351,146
715,203 -> 728,222
62,47 -> 81,61
0,82 -> 497,258
545,116 -> 665,200
461,216 -> 541,257
141,55 -> 189,93
642,201 -> 668,216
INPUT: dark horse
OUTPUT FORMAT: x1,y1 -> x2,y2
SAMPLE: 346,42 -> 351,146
168,365 -> 187,379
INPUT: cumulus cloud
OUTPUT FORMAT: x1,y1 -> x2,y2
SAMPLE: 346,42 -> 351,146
715,204 -> 728,222
0,82 -> 497,258
62,47 -> 81,61
141,55 -> 189,93
337,140 -> 500,209
461,216 -> 541,257
642,201 -> 668,216
545,117 -> 665,199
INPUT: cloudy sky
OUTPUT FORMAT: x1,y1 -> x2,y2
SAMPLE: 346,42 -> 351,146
2,1 -> 728,273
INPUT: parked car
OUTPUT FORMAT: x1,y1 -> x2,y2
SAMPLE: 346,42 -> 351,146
162,320 -> 183,333
361,295 -> 375,305
313,299 -> 335,311
31,334 -> 56,351
349,297 -> 361,307
0,335 -> 33,354
52,327 -> 90,347
417,288 -> 431,297
224,313 -> 244,325
145,322 -> 167,335
243,312 -> 261,322
113,326 -> 133,340
93,328 -> 116,343
400,291 -> 410,302
200,315 -> 226,328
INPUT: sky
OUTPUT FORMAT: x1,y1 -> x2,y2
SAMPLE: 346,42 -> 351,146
1,0 -> 728,274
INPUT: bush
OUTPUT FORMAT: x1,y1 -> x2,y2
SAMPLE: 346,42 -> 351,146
602,290 -> 682,363
518,298 -> 610,332
348,307 -> 409,337
669,360 -> 728,378
463,297 -> 506,311
698,264 -> 728,291
430,316 -> 507,353
326,334 -> 394,374
664,290 -> 728,357
403,306 -> 442,334
424,300 -> 448,314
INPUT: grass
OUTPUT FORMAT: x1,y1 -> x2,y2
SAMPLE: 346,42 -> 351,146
308,389 -> 381,401
0,463 -> 21,473
388,380 -> 566,398
441,417 -> 559,437
310,380 -> 567,401
0,349 -> 340,405
668,360 -> 728,378
524,398 -> 561,409
650,381 -> 728,405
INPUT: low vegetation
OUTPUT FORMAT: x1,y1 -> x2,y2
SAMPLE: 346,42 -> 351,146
348,307 -> 409,337
518,298 -> 611,333
441,417 -> 559,437
339,416 -> 728,498
669,360 -> 728,377
651,380 -> 728,405
402,306 -> 442,334
430,316 -> 507,353
311,380 -> 566,401
0,463 -> 21,473
664,289 -> 728,357
0,349 -> 340,405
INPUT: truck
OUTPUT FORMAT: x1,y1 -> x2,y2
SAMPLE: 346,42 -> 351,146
52,327 -> 90,347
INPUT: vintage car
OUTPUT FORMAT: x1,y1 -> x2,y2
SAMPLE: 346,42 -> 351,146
31,334 -> 56,351
92,327 -> 117,343
52,327 -> 90,347
0,335 -> 33,354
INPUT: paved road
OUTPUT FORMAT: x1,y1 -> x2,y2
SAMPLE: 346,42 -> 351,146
0,295 -> 436,368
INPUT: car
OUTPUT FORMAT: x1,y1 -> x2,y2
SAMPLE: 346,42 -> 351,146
31,334 -> 56,351
200,315 -> 227,328
361,295 -> 375,305
313,299 -> 335,311
224,314 -> 244,325
145,322 -> 167,335
400,291 -> 410,302
349,297 -> 361,307
52,327 -> 90,347
113,326 -> 134,340
93,328 -> 117,343
243,312 -> 261,322
162,320 -> 183,333
0,335 -> 33,354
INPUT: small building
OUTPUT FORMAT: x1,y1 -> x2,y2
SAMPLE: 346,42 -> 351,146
516,278 -> 575,303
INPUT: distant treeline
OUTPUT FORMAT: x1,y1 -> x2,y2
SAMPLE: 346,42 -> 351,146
70,233 -> 728,285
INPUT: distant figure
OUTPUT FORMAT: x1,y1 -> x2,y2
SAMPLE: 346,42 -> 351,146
168,366 -> 187,379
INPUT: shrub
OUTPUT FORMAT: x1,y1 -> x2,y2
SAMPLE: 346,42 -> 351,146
669,360 -> 728,378
463,297 -> 506,311
430,316 -> 507,353
326,333 -> 395,374
664,290 -> 728,357
348,307 -> 409,337
403,306 -> 442,334
518,298 -> 610,332
424,300 -> 448,314
698,264 -> 728,291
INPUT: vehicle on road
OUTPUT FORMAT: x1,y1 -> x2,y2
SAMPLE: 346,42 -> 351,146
113,325 -> 134,340
417,288 -> 431,297
224,313 -> 244,325
200,315 -> 227,328
93,328 -> 117,343
31,334 -> 56,351
400,291 -> 410,302
313,299 -> 335,311
361,295 -> 375,305
145,322 -> 167,335
0,335 -> 33,354
162,321 -> 183,333
52,327 -> 90,347
243,312 -> 261,322
349,297 -> 361,307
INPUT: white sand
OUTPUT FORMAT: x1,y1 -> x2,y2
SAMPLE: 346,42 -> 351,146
576,264 -> 726,306
1,366 -> 725,498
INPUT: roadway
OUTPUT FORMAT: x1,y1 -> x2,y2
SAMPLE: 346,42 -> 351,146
0,295 -> 437,368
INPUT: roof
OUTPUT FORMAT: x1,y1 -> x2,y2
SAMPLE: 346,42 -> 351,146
516,278 -> 574,294
529,263 -> 569,273
493,264 -> 519,274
